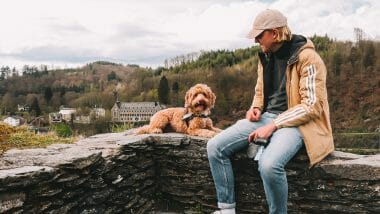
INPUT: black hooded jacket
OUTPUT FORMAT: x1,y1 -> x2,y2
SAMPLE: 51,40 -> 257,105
258,34 -> 307,113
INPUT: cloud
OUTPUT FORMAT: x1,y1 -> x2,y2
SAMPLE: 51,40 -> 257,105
0,0 -> 378,69
273,0 -> 379,40
47,22 -> 91,35
1,46 -> 98,63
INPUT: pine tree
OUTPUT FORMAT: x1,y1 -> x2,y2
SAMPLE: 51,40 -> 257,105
172,82 -> 179,106
44,87 -> 53,103
363,42 -> 375,69
107,71 -> 117,81
30,97 -> 41,117
172,82 -> 179,93
158,76 -> 170,104
349,46 -> 359,67
333,51 -> 343,76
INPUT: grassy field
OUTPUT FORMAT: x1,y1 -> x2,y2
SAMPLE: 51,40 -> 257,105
0,123 -> 74,154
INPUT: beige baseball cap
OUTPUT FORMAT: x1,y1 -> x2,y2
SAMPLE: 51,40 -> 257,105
247,9 -> 287,39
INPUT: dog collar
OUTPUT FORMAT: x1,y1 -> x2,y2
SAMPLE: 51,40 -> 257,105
182,113 -> 209,123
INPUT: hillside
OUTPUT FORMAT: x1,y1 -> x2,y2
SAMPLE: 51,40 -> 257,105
0,36 -> 379,133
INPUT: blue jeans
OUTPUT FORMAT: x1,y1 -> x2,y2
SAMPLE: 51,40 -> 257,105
207,112 -> 304,214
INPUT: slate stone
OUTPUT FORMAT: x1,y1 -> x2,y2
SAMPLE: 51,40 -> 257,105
0,132 -> 378,213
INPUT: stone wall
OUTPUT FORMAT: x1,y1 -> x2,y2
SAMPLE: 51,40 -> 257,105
0,132 -> 379,213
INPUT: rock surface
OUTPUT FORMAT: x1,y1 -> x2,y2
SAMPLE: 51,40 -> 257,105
0,132 -> 379,213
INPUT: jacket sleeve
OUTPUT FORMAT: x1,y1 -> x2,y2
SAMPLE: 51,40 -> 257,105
273,50 -> 327,128
250,62 -> 264,111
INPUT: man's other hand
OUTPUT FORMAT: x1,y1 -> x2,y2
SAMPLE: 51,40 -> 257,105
246,107 -> 262,122
248,122 -> 277,143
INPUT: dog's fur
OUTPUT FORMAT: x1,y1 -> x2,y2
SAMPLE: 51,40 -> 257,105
137,84 -> 221,138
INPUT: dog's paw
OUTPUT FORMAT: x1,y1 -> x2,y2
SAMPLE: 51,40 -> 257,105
200,131 -> 218,138
150,128 -> 163,134
214,128 -> 222,133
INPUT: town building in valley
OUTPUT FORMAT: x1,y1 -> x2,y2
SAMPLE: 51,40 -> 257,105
59,107 -> 77,122
111,101 -> 162,123
3,116 -> 25,127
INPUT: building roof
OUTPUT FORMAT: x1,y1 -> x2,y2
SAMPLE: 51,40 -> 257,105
118,102 -> 161,108
59,109 -> 77,115
4,116 -> 24,120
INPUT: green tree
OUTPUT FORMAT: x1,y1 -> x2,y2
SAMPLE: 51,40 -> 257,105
332,51 -> 343,75
158,75 -> 170,104
172,82 -> 179,106
60,87 -> 66,97
0,71 -> 4,81
44,87 -> 53,103
349,46 -> 359,67
363,42 -> 375,69
310,34 -> 332,53
172,82 -> 179,93
154,66 -> 166,76
30,97 -> 41,116
2,92 -> 15,113
107,71 -> 117,81
0,66 -> 10,80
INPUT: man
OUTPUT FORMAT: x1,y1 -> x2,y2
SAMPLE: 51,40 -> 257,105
207,9 -> 334,214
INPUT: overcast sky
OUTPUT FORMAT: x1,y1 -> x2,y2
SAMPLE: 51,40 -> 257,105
0,0 -> 379,69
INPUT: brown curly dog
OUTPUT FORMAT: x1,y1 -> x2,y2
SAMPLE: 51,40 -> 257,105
137,84 -> 222,138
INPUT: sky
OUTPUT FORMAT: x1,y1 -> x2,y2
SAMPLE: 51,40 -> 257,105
0,0 -> 379,69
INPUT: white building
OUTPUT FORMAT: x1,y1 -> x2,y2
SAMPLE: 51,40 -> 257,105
3,116 -> 25,127
49,113 -> 62,123
74,115 -> 91,124
111,101 -> 162,123
91,107 -> 106,119
59,107 -> 77,122
17,104 -> 29,112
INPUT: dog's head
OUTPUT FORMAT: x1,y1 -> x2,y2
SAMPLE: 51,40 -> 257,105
184,84 -> 216,114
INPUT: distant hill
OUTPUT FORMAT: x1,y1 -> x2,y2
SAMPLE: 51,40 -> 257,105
0,35 -> 379,132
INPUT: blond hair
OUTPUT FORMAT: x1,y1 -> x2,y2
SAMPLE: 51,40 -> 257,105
274,25 -> 292,42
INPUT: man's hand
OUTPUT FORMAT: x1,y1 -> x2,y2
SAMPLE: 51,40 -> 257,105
248,122 -> 277,143
246,107 -> 261,122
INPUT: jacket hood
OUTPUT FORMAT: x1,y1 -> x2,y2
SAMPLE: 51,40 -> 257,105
287,34 -> 311,65
257,34 -> 311,65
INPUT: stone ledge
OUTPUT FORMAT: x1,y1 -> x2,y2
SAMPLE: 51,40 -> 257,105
0,132 -> 379,213
321,152 -> 380,180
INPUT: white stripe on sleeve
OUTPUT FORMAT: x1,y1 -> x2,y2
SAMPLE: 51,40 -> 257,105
306,64 -> 317,105
274,107 -> 307,126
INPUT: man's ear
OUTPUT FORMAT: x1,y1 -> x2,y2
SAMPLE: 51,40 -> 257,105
272,28 -> 279,39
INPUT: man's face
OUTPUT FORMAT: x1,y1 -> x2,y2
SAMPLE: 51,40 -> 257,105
255,29 -> 276,53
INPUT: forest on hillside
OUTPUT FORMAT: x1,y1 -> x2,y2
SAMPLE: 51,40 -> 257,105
0,35 -> 379,133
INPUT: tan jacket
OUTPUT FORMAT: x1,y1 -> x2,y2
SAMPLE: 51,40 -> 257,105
251,38 -> 334,167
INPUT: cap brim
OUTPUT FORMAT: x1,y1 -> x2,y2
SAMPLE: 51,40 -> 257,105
246,28 -> 264,39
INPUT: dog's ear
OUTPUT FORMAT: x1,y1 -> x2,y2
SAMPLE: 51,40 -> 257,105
200,84 -> 216,109
207,87 -> 216,108
184,88 -> 193,108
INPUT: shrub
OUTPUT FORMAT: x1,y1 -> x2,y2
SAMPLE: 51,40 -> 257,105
51,123 -> 73,137
111,123 -> 134,133
0,122 -> 16,142
0,123 -> 74,154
